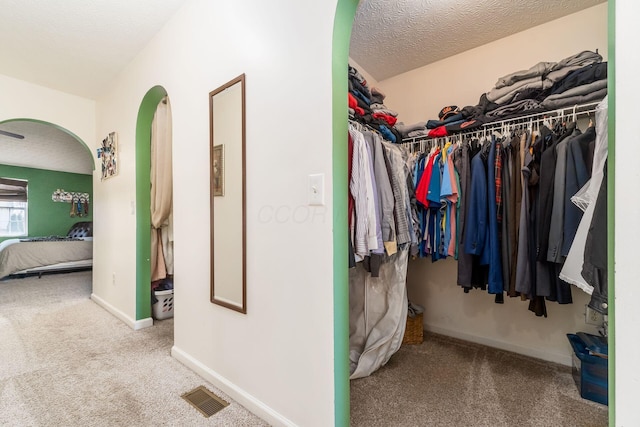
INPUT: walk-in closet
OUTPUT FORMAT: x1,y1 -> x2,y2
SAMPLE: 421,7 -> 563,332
346,1 -> 609,425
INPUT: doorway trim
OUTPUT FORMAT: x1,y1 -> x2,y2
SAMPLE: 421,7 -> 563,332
606,0 -> 615,424
332,1 -> 358,426
135,85 -> 168,320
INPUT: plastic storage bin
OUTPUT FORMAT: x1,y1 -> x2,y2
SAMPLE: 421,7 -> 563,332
153,289 -> 174,320
567,333 -> 608,405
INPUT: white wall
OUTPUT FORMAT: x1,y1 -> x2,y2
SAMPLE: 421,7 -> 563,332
91,0 -> 337,425
615,1 -> 640,425
369,3 -> 608,366
0,74 -> 95,147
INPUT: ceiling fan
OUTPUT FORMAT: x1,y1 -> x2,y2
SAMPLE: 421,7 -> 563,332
0,129 -> 25,139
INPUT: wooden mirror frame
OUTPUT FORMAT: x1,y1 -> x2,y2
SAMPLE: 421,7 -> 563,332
209,74 -> 246,313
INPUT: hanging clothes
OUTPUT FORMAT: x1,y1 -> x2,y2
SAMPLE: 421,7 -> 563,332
347,122 -> 417,378
504,133 -> 522,297
486,136 -> 504,295
454,141 -> 474,289
535,124 -> 574,304
349,128 -> 380,262
515,132 -> 535,297
561,126 -> 597,257
400,102 -> 605,317
582,161 -> 608,314
464,144 -> 490,264
559,96 -> 608,294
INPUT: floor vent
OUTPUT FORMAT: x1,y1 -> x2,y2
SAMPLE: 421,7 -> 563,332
181,386 -> 229,418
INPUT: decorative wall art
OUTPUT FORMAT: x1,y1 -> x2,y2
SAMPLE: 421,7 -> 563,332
98,132 -> 118,180
51,189 -> 90,203
212,144 -> 225,197
51,189 -> 91,217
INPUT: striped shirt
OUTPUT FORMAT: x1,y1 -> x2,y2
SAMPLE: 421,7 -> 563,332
349,129 -> 379,260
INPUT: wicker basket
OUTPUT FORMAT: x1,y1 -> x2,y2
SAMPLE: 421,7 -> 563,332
402,312 -> 424,345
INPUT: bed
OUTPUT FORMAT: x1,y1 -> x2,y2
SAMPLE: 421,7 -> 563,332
0,221 -> 93,279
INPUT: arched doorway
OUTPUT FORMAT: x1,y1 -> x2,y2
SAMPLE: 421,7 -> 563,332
331,1 -> 615,425
0,118 -> 95,270
134,86 -> 172,322
0,118 -> 95,284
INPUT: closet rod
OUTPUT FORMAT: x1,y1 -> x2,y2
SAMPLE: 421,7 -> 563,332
401,101 -> 601,145
478,101 -> 599,129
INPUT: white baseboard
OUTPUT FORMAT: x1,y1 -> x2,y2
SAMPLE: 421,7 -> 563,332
171,346 -> 296,427
425,324 -> 572,366
90,293 -> 153,330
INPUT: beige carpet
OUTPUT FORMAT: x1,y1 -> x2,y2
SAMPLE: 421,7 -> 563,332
1,271 -> 609,426
0,271 -> 268,427
351,332 -> 608,427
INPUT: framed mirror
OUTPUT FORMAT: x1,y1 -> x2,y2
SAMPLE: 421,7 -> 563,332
209,74 -> 246,313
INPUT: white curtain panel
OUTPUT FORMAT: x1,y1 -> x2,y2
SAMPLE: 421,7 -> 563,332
150,97 -> 174,281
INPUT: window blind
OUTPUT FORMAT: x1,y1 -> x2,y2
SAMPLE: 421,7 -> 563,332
0,178 -> 28,202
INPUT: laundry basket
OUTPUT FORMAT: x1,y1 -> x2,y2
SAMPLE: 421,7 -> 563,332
402,312 -> 424,345
153,289 -> 174,320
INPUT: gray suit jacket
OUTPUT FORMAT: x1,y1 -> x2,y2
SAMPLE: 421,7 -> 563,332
547,131 -> 578,262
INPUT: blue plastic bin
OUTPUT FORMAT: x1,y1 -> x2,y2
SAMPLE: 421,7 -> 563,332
567,333 -> 608,406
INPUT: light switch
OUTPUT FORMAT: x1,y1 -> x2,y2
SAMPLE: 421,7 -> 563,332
308,173 -> 325,206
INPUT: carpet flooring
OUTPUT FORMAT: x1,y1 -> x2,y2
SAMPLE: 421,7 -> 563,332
0,271 -> 268,427
1,271 -> 609,426
350,332 -> 609,427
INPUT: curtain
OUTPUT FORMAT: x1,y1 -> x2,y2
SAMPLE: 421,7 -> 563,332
0,178 -> 27,202
150,97 -> 174,282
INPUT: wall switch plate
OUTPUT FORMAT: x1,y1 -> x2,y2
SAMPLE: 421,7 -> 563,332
585,304 -> 603,326
308,173 -> 325,206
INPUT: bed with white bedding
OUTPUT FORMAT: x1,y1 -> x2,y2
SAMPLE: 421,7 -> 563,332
0,221 -> 93,279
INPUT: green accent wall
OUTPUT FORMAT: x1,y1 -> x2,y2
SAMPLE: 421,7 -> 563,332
607,0 -> 615,425
332,1 -> 358,426
135,86 -> 168,321
0,164 -> 92,243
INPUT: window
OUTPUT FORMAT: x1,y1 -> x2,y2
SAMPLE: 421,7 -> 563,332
0,178 -> 28,237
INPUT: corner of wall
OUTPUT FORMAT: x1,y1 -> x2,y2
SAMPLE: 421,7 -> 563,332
91,293 -> 153,330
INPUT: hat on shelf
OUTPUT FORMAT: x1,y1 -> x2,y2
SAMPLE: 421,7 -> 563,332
438,105 -> 460,121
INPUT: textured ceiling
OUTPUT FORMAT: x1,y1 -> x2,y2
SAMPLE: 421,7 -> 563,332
0,121 -> 93,175
350,0 -> 606,81
0,0 -> 606,175
0,0 -> 188,99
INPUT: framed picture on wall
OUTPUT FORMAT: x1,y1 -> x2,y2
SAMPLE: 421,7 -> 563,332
100,132 -> 118,180
212,144 -> 224,196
